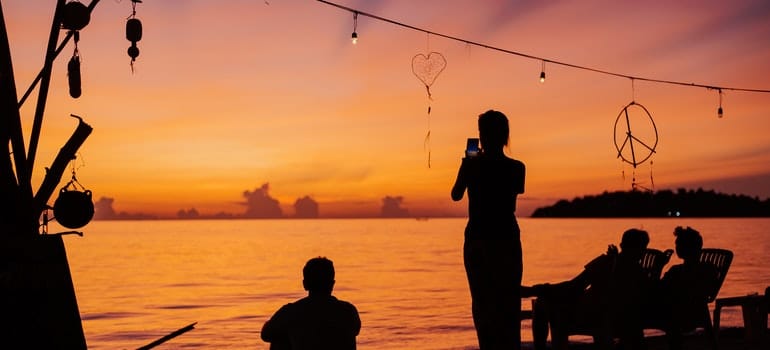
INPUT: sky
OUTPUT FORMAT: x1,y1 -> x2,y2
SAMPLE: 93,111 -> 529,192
4,0 -> 770,218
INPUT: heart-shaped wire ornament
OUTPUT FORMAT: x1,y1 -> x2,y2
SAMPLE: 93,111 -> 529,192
411,51 -> 447,169
412,52 -> 446,100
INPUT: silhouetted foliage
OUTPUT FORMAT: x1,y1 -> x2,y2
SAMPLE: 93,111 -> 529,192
531,188 -> 770,217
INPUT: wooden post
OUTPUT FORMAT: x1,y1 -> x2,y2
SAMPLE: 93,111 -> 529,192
0,0 -> 35,235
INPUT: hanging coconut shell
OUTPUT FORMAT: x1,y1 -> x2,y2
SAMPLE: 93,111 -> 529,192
54,188 -> 94,229
61,1 -> 90,31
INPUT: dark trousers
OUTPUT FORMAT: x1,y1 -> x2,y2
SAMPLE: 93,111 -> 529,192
464,237 -> 523,350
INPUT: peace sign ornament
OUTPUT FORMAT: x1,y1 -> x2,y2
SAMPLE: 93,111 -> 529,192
614,101 -> 658,168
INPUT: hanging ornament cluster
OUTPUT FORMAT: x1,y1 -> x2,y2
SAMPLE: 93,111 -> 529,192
62,1 -> 90,99
613,100 -> 658,191
411,51 -> 446,168
612,80 -> 658,191
126,0 -> 143,72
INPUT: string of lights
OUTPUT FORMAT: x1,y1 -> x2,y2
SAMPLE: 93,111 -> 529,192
316,0 -> 770,96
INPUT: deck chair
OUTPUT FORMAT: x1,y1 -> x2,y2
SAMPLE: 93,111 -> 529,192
697,248 -> 733,349
644,248 -> 733,350
530,248 -> 673,350
642,248 -> 674,281
699,248 -> 733,305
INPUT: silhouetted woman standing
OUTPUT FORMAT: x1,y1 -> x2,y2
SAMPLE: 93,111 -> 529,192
452,110 -> 526,349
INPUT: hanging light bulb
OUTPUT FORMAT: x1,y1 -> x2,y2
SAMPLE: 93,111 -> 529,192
717,89 -> 724,118
351,32 -> 358,44
351,12 -> 359,45
539,60 -> 546,83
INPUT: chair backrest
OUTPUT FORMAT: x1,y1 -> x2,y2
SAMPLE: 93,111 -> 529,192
765,286 -> 769,309
699,248 -> 733,303
641,248 -> 674,281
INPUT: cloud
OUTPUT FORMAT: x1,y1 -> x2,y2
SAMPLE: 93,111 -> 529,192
177,208 -> 200,219
294,196 -> 319,218
668,172 -> 770,200
92,196 -> 156,220
242,183 -> 283,218
93,197 -> 117,220
381,195 -> 410,218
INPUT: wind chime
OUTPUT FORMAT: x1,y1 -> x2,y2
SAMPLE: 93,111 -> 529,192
126,0 -> 143,72
613,79 -> 658,191
411,48 -> 446,168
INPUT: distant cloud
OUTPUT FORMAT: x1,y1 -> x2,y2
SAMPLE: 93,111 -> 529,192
92,196 -> 156,220
242,183 -> 283,218
670,172 -> 770,201
381,196 -> 410,218
294,195 -> 319,218
177,208 -> 200,219
93,197 -> 117,219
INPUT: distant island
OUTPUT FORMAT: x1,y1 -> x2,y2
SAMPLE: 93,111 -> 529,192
531,188 -> 770,218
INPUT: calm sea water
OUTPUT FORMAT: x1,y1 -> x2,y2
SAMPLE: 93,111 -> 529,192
60,218 -> 770,349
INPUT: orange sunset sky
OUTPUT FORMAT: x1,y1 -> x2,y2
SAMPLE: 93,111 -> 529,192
5,0 -> 770,218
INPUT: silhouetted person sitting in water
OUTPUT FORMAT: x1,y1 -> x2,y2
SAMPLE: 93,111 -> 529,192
654,226 -> 718,350
261,257 -> 361,350
522,228 -> 650,350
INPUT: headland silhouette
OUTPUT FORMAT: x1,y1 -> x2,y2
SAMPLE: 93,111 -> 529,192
531,188 -> 770,218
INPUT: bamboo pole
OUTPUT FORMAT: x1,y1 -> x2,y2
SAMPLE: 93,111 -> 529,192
26,0 -> 65,181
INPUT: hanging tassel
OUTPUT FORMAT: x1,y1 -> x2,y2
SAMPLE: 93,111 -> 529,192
649,160 -> 655,190
425,102 -> 432,168
424,130 -> 431,168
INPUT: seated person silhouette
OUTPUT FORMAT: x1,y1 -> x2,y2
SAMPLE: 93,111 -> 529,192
653,226 -> 718,350
261,257 -> 361,350
523,228 -> 650,350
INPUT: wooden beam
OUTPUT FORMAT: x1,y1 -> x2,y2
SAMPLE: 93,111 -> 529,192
34,115 -> 92,219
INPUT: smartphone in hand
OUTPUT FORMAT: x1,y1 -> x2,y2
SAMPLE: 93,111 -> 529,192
465,138 -> 480,158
